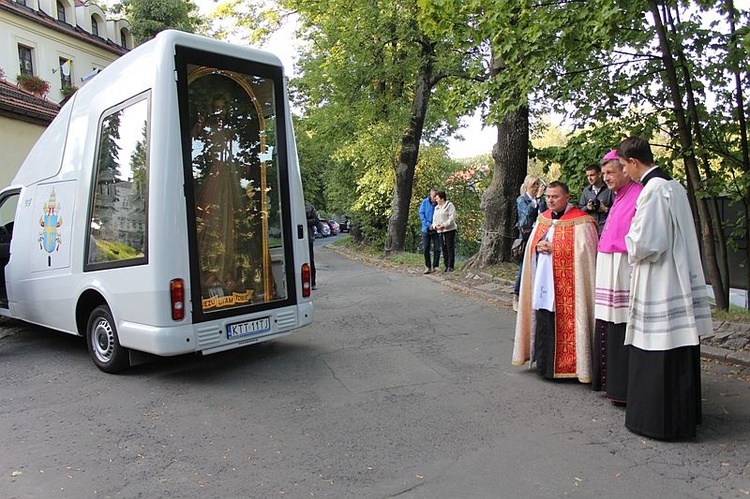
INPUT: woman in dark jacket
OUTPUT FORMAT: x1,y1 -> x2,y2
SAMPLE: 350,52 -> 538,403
513,176 -> 543,310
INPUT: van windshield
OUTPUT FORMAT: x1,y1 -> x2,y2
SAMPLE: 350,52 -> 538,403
186,64 -> 288,314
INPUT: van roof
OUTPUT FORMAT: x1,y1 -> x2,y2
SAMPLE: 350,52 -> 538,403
11,30 -> 287,187
85,30 -> 286,95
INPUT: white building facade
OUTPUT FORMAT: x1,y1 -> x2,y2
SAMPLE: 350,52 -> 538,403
0,0 -> 132,187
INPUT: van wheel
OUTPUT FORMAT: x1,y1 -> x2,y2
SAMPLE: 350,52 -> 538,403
86,305 -> 129,373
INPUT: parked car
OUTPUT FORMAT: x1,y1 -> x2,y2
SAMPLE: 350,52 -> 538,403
316,220 -> 331,237
340,216 -> 351,233
326,219 -> 340,235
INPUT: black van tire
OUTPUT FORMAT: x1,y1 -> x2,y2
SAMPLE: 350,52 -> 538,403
86,305 -> 130,373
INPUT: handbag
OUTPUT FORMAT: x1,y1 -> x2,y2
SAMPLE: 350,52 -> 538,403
511,238 -> 526,261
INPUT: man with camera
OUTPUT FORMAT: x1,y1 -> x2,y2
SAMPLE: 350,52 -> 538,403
579,164 -> 614,235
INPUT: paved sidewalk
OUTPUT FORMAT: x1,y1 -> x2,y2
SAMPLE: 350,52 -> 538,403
330,245 -> 750,369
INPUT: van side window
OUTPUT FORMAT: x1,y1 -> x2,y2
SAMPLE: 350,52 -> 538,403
87,96 -> 149,267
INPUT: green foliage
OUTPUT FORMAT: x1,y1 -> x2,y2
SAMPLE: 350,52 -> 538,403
293,116 -> 332,209
61,84 -> 78,98
442,157 -> 491,257
92,239 -> 142,262
129,125 -> 148,205
214,0 -> 749,289
234,0 -> 469,250
211,0 -> 287,43
533,120 -> 635,199
331,235 -> 352,247
391,251 -> 425,266
111,0 -> 205,43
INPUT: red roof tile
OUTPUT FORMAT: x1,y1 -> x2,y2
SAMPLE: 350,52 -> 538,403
0,79 -> 60,125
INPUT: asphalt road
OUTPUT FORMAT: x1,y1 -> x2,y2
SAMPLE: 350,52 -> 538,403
1,242 -> 749,498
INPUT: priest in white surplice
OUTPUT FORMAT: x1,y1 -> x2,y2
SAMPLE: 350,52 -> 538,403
617,136 -> 711,440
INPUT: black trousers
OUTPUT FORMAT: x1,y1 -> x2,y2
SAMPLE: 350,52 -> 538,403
422,230 -> 441,269
308,230 -> 316,286
626,345 -> 702,440
534,309 -> 556,379
592,320 -> 629,403
440,230 -> 456,270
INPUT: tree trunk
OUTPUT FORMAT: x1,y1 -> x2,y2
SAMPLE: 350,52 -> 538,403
648,1 -> 729,309
465,106 -> 529,268
384,41 -> 435,254
667,7 -> 731,305
727,0 -> 750,306
465,45 -> 529,269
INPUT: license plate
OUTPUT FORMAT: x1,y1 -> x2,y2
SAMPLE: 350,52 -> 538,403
227,317 -> 271,339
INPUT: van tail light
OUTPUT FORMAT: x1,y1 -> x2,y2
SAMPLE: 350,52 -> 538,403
170,278 -> 185,320
301,263 -> 311,298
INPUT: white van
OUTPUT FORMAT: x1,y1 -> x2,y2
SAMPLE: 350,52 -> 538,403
0,30 -> 313,372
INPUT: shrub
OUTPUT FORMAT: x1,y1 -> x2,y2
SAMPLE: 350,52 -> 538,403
61,84 -> 78,98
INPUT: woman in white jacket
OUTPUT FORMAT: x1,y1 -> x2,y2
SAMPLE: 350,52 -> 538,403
432,190 -> 457,272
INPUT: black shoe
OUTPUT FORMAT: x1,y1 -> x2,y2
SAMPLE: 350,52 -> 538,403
312,285 -> 317,290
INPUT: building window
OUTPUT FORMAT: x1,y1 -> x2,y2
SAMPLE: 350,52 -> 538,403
18,45 -> 33,76
57,1 -> 66,23
91,17 -> 99,36
59,58 -> 72,88
120,29 -> 128,48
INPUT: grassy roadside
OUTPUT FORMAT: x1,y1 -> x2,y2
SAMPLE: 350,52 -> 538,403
330,235 -> 750,323
713,307 -> 750,323
330,235 -> 517,281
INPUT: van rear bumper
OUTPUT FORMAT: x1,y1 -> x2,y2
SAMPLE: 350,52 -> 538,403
117,302 -> 314,357
118,321 -> 196,356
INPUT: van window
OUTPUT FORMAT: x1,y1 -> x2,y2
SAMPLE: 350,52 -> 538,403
186,65 -> 288,313
87,96 -> 149,268
0,193 -> 18,229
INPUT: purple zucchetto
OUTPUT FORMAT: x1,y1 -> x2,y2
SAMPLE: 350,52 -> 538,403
601,149 -> 620,164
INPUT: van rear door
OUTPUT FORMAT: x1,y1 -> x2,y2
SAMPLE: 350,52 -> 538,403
175,47 -> 297,323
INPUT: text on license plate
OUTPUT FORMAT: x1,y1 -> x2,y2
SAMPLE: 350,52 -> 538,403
227,317 -> 271,339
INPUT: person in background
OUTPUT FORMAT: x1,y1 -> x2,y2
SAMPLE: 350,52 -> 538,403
512,181 -> 598,382
418,189 -> 441,274
536,179 -> 548,213
619,136 -> 710,440
592,150 -> 643,404
432,190 -> 457,272
305,201 -> 318,290
513,175 -> 542,311
579,164 -> 614,235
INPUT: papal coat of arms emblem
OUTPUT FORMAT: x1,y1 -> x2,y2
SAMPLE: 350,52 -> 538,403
38,188 -> 63,253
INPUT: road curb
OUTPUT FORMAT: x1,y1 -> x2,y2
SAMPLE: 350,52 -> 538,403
701,345 -> 750,368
